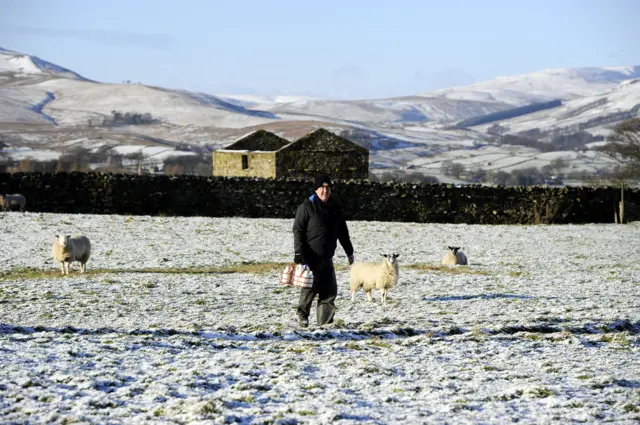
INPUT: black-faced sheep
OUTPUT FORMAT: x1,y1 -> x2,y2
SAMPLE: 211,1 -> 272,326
442,246 -> 468,265
349,253 -> 399,304
0,194 -> 26,212
52,234 -> 92,275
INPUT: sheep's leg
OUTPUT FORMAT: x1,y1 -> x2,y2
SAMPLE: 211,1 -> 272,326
351,291 -> 356,303
63,262 -> 69,275
380,289 -> 386,304
366,291 -> 372,302
60,263 -> 65,275
80,262 -> 86,273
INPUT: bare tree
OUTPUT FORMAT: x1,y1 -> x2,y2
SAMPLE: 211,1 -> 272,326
599,118 -> 640,179
441,160 -> 465,178
487,123 -> 508,136
550,157 -> 567,175
450,162 -> 465,179
440,160 -> 453,176
492,171 -> 510,186
400,172 -> 439,184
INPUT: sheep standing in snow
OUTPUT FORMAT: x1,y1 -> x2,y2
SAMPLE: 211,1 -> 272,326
350,253 -> 399,304
442,246 -> 468,265
0,193 -> 26,212
52,234 -> 92,275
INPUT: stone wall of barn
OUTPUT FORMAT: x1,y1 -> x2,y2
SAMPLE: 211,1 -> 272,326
275,150 -> 368,180
212,151 -> 277,179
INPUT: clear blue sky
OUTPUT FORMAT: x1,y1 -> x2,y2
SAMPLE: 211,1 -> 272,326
2,0 -> 639,99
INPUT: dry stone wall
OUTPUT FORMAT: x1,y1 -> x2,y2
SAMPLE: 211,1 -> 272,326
0,172 -> 636,224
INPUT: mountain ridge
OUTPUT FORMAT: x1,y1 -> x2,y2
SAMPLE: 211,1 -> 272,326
1,47 -> 638,181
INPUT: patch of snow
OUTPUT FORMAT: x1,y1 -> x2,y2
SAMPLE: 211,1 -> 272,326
2,146 -> 61,161
585,141 -> 609,149
430,66 -> 640,106
0,53 -> 42,74
0,47 -> 86,80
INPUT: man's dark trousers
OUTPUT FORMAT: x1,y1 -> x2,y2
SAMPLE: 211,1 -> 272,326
297,258 -> 337,325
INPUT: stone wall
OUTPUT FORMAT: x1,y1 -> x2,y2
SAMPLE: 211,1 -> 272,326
212,151 -> 277,179
0,172 -> 637,224
276,150 -> 368,180
276,128 -> 369,180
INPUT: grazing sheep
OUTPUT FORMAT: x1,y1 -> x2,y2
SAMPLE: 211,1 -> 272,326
0,193 -> 26,212
350,253 -> 400,304
442,246 -> 468,265
52,234 -> 92,275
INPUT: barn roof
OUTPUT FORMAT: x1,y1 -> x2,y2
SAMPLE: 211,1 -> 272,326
222,129 -> 291,151
283,128 -> 368,153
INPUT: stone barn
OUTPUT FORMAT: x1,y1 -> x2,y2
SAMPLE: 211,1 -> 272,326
212,130 -> 291,179
277,128 -> 369,179
213,128 -> 369,180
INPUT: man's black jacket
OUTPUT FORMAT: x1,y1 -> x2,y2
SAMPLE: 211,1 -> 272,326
293,194 -> 353,267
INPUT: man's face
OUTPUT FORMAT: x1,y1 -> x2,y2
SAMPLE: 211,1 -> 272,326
315,184 -> 331,202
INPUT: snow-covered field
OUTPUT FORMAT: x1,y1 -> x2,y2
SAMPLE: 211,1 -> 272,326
0,212 -> 639,424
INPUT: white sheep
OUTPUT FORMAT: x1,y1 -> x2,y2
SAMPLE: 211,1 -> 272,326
52,234 -> 92,275
442,246 -> 468,265
350,253 -> 399,304
0,193 -> 26,212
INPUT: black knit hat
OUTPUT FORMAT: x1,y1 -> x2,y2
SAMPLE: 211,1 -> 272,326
314,174 -> 332,190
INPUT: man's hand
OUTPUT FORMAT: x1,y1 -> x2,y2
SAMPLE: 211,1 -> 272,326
348,254 -> 355,265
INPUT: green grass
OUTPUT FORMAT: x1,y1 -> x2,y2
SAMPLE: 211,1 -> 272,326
407,263 -> 490,275
528,387 -> 554,398
0,261 -> 290,281
482,365 -> 501,371
600,333 -> 631,346
368,339 -> 392,349
345,341 -> 363,350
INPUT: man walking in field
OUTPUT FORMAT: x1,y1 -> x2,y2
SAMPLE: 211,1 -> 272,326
293,174 -> 355,328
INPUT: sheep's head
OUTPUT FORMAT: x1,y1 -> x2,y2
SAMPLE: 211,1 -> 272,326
55,234 -> 71,248
448,246 -> 461,255
382,253 -> 400,265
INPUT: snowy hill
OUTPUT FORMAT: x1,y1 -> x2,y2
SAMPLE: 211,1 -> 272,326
429,66 -> 640,105
0,47 -> 639,182
0,47 -> 87,81
470,78 -> 640,138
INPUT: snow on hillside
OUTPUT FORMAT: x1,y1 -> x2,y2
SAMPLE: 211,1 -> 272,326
0,85 -> 59,124
1,46 -> 639,179
0,92 -> 54,124
472,78 -> 640,136
0,51 -> 42,75
0,213 -> 639,424
24,78 -> 279,128
401,142 -> 618,176
111,144 -> 196,161
0,47 -> 86,80
430,66 -> 640,106
2,146 -> 61,161
217,94 -> 320,109
258,96 -> 513,124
